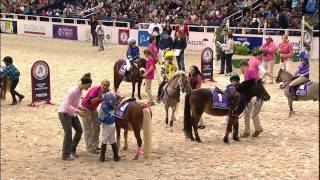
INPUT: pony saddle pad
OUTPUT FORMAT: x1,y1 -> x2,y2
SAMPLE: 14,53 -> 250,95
295,81 -> 312,96
119,64 -> 127,76
211,88 -> 229,109
115,98 -> 135,119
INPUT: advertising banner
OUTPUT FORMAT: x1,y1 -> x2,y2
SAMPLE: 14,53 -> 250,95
0,20 -> 17,34
138,30 -> 150,47
233,36 -> 263,51
104,29 -> 112,43
23,23 -> 46,36
118,29 -> 129,45
53,24 -> 78,40
29,60 -> 52,106
201,47 -> 214,81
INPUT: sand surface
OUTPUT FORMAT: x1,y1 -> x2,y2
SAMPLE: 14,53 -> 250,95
1,34 -> 319,179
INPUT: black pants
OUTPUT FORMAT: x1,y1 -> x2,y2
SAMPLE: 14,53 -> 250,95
176,52 -> 185,71
220,52 -> 226,73
92,31 -> 98,46
156,35 -> 160,49
10,78 -> 23,103
225,53 -> 233,73
58,112 -> 83,158
158,80 -> 167,98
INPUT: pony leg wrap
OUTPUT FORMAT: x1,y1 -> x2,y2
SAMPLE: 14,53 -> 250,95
135,147 -> 141,158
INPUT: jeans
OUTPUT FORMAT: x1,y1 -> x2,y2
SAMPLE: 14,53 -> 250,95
176,52 -> 185,71
10,78 -> 23,103
58,112 -> 83,158
225,53 -> 233,73
97,34 -> 104,50
220,51 -> 226,73
91,31 -> 98,46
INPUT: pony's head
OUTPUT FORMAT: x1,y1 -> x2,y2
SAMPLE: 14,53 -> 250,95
170,71 -> 192,93
238,79 -> 270,101
275,68 -> 293,83
132,58 -> 147,79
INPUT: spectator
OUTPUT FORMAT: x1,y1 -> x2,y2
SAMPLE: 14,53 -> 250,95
148,17 -> 163,48
163,17 -> 173,36
173,30 -> 187,71
96,20 -> 105,51
90,16 -> 98,46
158,29 -> 174,64
175,20 -> 189,41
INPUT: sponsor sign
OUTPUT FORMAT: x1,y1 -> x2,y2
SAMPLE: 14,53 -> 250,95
233,36 -> 263,51
24,23 -> 46,35
118,29 -> 129,45
53,24 -> 78,40
104,29 -> 112,43
201,47 -> 214,81
30,60 -> 52,106
0,20 -> 17,34
138,30 -> 150,47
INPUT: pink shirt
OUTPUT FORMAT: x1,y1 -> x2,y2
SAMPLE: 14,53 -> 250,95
244,69 -> 259,81
145,56 -> 155,80
148,43 -> 159,60
278,42 -> 293,62
259,42 -> 277,62
248,56 -> 261,73
59,85 -> 82,117
81,85 -> 102,110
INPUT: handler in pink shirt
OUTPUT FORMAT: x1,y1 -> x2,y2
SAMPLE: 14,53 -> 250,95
259,35 -> 277,84
148,36 -> 160,80
239,60 -> 264,138
278,34 -> 293,72
143,49 -> 156,105
80,79 -> 110,154
58,73 -> 92,161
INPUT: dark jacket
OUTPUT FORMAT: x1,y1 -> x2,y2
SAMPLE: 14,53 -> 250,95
90,20 -> 98,33
173,37 -> 187,53
159,37 -> 174,50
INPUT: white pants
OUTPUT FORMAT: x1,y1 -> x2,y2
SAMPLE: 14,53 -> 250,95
101,123 -> 116,145
280,60 -> 292,73
262,60 -> 275,81
126,59 -> 132,71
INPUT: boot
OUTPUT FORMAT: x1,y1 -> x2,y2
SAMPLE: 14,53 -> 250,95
111,143 -> 121,161
99,143 -> 107,162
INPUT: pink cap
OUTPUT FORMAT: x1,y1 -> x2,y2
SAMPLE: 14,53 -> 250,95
265,35 -> 273,40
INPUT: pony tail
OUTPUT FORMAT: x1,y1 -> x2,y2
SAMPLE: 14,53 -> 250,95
142,108 -> 152,158
183,93 -> 193,139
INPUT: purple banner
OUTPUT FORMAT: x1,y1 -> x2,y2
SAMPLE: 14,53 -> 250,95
53,24 -> 78,40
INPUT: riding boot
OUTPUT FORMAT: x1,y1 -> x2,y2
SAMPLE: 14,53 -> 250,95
99,143 -> 107,162
111,143 -> 121,161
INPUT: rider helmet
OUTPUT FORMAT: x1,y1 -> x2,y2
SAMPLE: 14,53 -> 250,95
165,50 -> 174,59
104,92 -> 117,107
298,50 -> 310,60
230,72 -> 240,82
127,37 -> 136,45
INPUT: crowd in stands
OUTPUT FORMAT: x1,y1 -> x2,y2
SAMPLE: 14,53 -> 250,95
1,0 -> 318,31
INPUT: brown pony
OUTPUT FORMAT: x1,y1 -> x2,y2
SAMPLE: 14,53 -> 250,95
113,58 -> 146,99
115,99 -> 152,159
184,79 -> 270,144
0,76 -> 9,99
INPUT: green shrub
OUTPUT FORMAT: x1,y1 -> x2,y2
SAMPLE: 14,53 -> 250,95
233,44 -> 249,55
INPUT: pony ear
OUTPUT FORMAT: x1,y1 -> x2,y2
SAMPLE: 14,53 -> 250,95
238,79 -> 255,93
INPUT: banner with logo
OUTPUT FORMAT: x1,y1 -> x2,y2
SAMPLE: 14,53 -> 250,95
118,29 -> 129,45
0,20 -> 17,34
53,24 -> 78,40
138,30 -> 150,47
104,29 -> 112,43
30,60 -> 52,106
201,47 -> 214,81
23,22 -> 46,36
233,36 -> 263,51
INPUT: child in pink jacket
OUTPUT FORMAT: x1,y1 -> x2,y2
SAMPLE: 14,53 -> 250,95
259,35 -> 277,84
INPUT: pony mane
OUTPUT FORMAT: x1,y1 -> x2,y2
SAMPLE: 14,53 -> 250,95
282,69 -> 293,77
171,71 -> 187,79
237,79 -> 256,93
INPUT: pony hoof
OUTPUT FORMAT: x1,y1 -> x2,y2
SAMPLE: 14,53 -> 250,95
169,121 -> 173,127
191,138 -> 195,141
138,97 -> 142,100
233,137 -> 240,141
223,137 -> 230,144
196,139 -> 202,143
123,146 -> 128,151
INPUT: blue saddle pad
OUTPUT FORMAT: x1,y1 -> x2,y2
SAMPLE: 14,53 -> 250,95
211,88 -> 229,109
119,64 -> 127,76
115,100 -> 133,119
296,82 -> 312,96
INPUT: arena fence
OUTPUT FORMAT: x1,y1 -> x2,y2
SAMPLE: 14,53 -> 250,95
0,13 -> 319,60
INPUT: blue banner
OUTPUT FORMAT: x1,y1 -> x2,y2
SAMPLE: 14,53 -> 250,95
233,36 -> 263,51
138,31 -> 150,47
